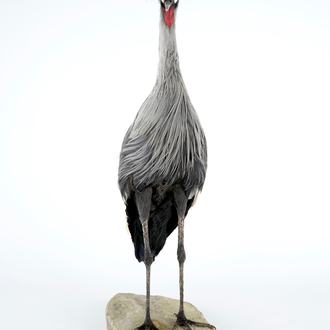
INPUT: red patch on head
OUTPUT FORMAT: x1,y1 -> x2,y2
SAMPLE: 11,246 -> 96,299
164,7 -> 174,26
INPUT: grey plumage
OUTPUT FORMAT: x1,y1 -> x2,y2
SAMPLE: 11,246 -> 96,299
118,6 -> 207,201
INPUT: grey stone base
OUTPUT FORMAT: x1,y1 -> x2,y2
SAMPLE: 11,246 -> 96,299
106,293 -> 212,330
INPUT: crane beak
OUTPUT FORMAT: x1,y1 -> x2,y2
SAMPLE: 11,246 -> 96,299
164,0 -> 173,11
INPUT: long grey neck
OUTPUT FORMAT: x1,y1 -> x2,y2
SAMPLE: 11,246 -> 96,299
156,8 -> 181,82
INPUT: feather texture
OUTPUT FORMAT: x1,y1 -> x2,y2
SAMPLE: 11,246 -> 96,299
118,4 -> 207,261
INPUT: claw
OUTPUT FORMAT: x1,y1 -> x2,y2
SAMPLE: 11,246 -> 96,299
172,313 -> 216,330
134,323 -> 159,330
134,317 -> 159,330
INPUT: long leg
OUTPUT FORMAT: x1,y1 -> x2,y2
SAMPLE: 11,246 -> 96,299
172,187 -> 216,330
173,187 -> 187,319
134,188 -> 159,330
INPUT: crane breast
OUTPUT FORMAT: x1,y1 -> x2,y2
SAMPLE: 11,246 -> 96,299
118,77 -> 207,198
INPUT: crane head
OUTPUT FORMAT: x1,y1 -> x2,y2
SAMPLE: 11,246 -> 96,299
160,0 -> 179,27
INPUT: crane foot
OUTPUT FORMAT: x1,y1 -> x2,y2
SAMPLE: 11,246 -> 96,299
134,321 -> 159,330
172,313 -> 216,330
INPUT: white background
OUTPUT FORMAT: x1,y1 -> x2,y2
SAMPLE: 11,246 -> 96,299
1,0 -> 329,329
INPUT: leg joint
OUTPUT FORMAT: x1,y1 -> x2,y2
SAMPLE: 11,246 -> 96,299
177,243 -> 186,264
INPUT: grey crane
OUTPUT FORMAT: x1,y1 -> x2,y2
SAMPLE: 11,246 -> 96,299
118,1 -> 214,329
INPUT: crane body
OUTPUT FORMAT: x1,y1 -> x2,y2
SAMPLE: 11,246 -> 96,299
118,1 -> 214,329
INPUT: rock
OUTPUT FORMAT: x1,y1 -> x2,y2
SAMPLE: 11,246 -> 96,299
106,293 -> 213,330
